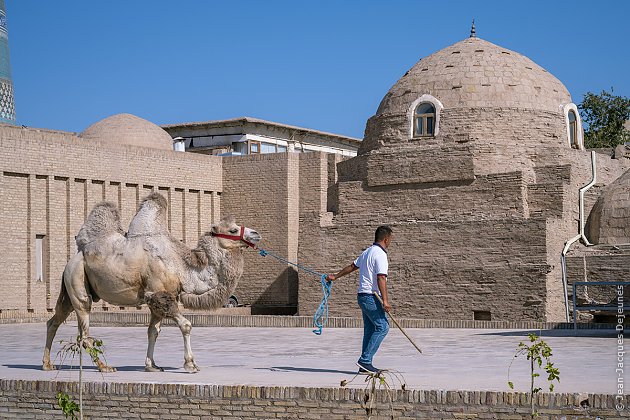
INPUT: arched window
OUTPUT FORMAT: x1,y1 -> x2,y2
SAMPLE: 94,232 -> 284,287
414,103 -> 436,137
408,94 -> 443,139
562,103 -> 583,149
568,110 -> 578,149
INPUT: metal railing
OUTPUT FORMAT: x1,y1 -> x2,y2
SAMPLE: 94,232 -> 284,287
572,281 -> 629,329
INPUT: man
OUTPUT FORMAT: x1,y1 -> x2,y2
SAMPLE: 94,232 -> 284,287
326,225 -> 392,375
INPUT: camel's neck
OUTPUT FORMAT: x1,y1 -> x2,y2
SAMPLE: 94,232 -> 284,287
179,238 -> 246,310
218,247 -> 244,293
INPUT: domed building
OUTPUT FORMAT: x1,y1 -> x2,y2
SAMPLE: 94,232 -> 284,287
586,169 -> 630,245
297,32 -> 630,322
362,34 -> 581,154
340,31 -> 589,188
79,113 -> 174,151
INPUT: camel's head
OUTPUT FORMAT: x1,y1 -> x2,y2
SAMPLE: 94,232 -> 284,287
210,216 -> 261,250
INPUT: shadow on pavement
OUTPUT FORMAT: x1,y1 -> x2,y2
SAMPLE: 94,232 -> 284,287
256,366 -> 357,375
3,364 -> 180,372
476,329 -> 619,338
4,364 -> 98,371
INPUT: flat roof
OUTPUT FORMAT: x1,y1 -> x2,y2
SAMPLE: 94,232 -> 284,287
162,116 -> 362,147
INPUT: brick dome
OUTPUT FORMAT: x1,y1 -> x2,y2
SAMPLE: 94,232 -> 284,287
586,168 -> 630,244
377,37 -> 571,116
80,113 -> 173,151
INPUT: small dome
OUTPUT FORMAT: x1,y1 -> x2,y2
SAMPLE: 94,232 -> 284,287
79,113 -> 173,151
377,37 -> 571,116
586,169 -> 630,244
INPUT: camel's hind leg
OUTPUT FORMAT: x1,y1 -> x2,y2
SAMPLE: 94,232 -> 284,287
64,253 -> 116,373
144,311 -> 164,372
42,281 -> 73,371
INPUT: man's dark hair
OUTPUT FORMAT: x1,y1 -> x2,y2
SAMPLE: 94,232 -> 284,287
374,225 -> 393,243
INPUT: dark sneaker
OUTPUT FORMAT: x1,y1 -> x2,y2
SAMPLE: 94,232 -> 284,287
356,361 -> 380,375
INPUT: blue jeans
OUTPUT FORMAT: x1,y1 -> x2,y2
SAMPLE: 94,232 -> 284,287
357,294 -> 389,365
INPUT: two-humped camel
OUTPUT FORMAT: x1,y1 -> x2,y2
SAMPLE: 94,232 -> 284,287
42,192 -> 261,373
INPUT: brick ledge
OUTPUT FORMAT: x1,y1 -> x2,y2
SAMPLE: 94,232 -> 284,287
0,311 -> 621,330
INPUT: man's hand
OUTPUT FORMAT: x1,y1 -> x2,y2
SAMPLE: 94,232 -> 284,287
376,274 -> 390,313
325,264 -> 357,282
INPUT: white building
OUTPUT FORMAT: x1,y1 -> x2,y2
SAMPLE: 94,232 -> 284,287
162,117 -> 360,156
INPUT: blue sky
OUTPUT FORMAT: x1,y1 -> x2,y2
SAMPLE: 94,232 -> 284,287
6,0 -> 630,138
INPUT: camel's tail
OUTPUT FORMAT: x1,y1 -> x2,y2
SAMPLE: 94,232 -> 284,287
76,201 -> 124,251
55,276 -> 73,313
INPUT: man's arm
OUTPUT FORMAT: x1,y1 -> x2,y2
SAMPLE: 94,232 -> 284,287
326,263 -> 358,281
377,274 -> 391,313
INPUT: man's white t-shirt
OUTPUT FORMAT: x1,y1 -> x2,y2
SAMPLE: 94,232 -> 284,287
353,243 -> 388,295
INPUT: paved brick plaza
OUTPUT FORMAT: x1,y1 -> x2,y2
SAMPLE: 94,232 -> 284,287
0,323 -> 619,393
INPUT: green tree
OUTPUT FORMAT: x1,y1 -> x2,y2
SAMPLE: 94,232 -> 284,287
578,89 -> 630,149
507,333 -> 560,416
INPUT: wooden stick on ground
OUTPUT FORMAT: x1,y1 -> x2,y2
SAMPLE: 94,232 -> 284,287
373,292 -> 423,354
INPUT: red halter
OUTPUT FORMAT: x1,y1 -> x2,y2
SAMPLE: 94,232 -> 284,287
211,225 -> 256,248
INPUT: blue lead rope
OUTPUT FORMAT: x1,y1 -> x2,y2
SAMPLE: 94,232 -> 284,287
257,248 -> 332,335
312,275 -> 332,335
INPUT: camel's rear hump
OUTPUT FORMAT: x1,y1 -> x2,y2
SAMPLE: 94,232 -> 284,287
127,192 -> 169,237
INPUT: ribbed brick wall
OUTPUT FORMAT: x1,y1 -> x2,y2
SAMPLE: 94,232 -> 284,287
0,125 -> 222,313
0,379 -> 627,419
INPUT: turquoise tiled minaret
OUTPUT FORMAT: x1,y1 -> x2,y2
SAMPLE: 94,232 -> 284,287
0,0 -> 15,124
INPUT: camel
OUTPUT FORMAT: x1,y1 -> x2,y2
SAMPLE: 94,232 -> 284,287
42,192 -> 261,373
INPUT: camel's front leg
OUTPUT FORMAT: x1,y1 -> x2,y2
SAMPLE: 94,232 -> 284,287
144,312 -> 164,372
173,313 -> 199,373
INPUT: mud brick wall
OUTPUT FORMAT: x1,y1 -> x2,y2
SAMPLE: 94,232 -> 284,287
298,153 -> 328,215
222,153 -> 300,312
299,141 -> 556,321
360,108 -> 568,154
298,218 -> 550,321
0,380 -> 627,419
365,145 -> 475,187
0,126 -> 222,313
535,165 -> 572,184
334,172 -> 527,224
527,183 -> 565,218
221,152 -> 333,312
